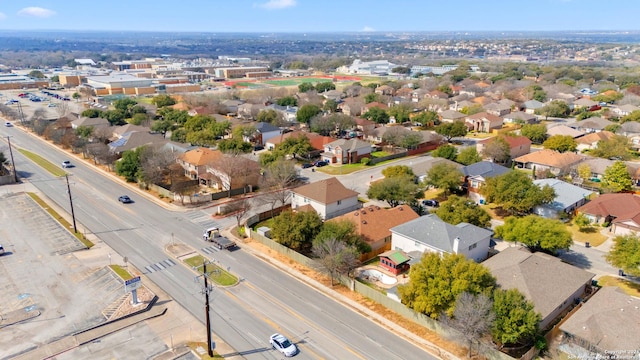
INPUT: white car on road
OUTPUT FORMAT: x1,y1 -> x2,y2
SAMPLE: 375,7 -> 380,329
269,333 -> 298,357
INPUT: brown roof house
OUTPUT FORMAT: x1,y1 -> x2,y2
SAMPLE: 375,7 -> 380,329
332,204 -> 419,258
514,149 -> 584,176
439,109 -> 467,123
559,286 -> 640,358
477,135 -> 532,160
321,138 -> 372,165
290,178 -> 361,220
483,247 -> 595,330
575,130 -> 616,151
465,111 -> 503,133
576,193 -> 640,235
177,147 -> 223,185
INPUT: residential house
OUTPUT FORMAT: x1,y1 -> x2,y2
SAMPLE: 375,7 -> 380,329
204,156 -> 260,192
571,117 -> 614,134
265,131 -> 332,155
108,131 -> 166,155
465,111 -> 503,133
572,98 -> 598,110
375,85 -> 394,96
177,147 -> 223,185
575,130 -> 616,151
354,117 -> 376,135
322,89 -> 343,102
439,109 -> 467,123
617,121 -> 640,151
237,103 -> 266,120
576,193 -> 640,235
110,124 -> 151,141
571,157 -> 616,181
411,131 -> 445,153
547,124 -> 585,139
290,177 -> 361,220
497,98 -> 516,110
477,135 -> 532,160
411,88 -> 430,102
483,247 -> 595,330
221,99 -> 244,115
246,122 -> 282,146
411,157 -> 463,184
268,104 -> 298,123
484,102 -> 512,117
559,286 -> 640,358
503,111 -> 537,124
461,161 -> 511,203
361,101 -> 388,115
339,99 -> 363,116
378,250 -> 411,276
522,100 -> 544,114
71,116 -> 110,130
390,214 -> 493,263
450,100 -> 475,111
332,204 -> 420,258
532,179 -> 594,219
321,138 -> 372,164
514,149 -> 584,176
613,104 -> 640,117
365,126 -> 390,143
426,90 -> 449,100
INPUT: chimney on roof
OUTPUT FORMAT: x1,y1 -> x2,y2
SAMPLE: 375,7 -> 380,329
453,237 -> 460,254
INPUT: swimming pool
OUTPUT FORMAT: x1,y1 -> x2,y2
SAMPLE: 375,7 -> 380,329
359,269 -> 397,285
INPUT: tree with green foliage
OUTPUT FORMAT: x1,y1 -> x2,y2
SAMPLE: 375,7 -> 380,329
482,171 -> 556,215
435,195 -> 491,228
620,110 -> 640,123
256,109 -> 283,125
435,121 -> 468,142
382,165 -> 414,179
315,81 -> 336,93
392,66 -> 411,74
72,92 -> 81,101
492,289 -> 540,347
361,107 -> 390,124
323,99 -> 338,113
151,94 -> 176,108
456,147 -> 482,166
28,70 -> 45,79
400,131 -> 423,149
436,85 -> 453,97
296,104 -> 322,124
495,215 -> 573,253
424,163 -> 463,195
276,96 -> 298,107
573,213 -> 592,232
591,135 -> 631,160
183,114 -> 230,146
482,137 -> 511,164
130,113 -> 149,126
217,138 -> 252,154
81,109 -> 103,118
75,125 -> 94,139
364,93 -> 381,104
271,210 -> 323,255
277,135 -> 315,159
543,135 -> 577,153
459,104 -> 484,115
593,91 -> 623,104
412,110 -> 439,127
388,103 -> 413,123
113,98 -> 138,115
606,235 -> 640,277
158,107 -> 189,125
367,176 -> 420,208
398,252 -> 496,319
50,75 -> 60,83
103,109 -> 127,125
298,82 -> 315,93
527,85 -> 547,102
604,124 -> 621,133
520,124 -> 548,144
115,147 -> 143,182
432,144 -> 458,161
602,160 -> 633,192
536,100 -> 571,119
315,220 -> 370,254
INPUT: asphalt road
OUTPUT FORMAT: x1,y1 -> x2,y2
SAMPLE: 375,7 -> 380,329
1,126 -> 438,359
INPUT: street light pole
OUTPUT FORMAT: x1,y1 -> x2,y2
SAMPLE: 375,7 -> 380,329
65,174 -> 77,233
203,261 -> 214,357
6,136 -> 18,183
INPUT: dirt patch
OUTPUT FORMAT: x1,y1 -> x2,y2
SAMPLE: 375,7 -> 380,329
242,238 -> 470,359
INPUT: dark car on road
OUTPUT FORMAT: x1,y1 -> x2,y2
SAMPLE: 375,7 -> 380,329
314,160 -> 328,167
118,195 -> 133,204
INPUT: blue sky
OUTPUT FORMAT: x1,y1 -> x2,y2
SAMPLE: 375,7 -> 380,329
0,0 -> 638,33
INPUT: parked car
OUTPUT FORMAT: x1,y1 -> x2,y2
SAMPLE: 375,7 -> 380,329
48,103 -> 56,107
61,160 -> 73,168
422,199 -> 439,207
314,160 -> 328,167
118,195 -> 133,204
269,333 -> 298,357
301,163 -> 313,169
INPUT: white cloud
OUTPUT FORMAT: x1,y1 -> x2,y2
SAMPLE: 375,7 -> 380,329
18,7 -> 56,18
362,26 -> 375,32
258,0 -> 297,9
0,12 -> 7,20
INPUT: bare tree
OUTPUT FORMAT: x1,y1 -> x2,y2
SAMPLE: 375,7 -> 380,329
225,197 -> 254,228
211,154 -> 260,196
442,292 -> 495,358
311,238 -> 360,286
55,100 -> 70,118
260,159 -> 298,214
139,147 -> 178,185
171,179 -> 199,205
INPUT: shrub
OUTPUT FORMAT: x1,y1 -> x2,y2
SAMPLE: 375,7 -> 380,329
361,157 -> 371,165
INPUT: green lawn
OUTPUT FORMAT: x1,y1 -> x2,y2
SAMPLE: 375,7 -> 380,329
371,151 -> 391,158
264,77 -> 330,86
596,275 -> 640,297
19,149 -> 68,177
109,265 -> 134,280
317,163 -> 365,175
184,255 -> 238,286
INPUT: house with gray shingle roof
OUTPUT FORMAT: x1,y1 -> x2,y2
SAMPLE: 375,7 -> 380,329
547,124 -> 585,139
390,214 -> 493,262
503,111 -> 537,124
522,100 -> 544,114
532,179 -> 594,219
483,247 -> 595,329
559,286 -> 640,358
571,117 -> 614,134
322,138 -> 372,165
291,177 -> 361,220
248,122 -> 282,146
461,161 -> 511,203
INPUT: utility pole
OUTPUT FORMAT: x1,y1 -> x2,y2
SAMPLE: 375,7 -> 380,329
65,174 -> 77,233
202,261 -> 214,357
6,136 -> 18,182
16,102 -> 25,126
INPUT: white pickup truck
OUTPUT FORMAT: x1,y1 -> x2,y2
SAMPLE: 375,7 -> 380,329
202,227 -> 236,250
